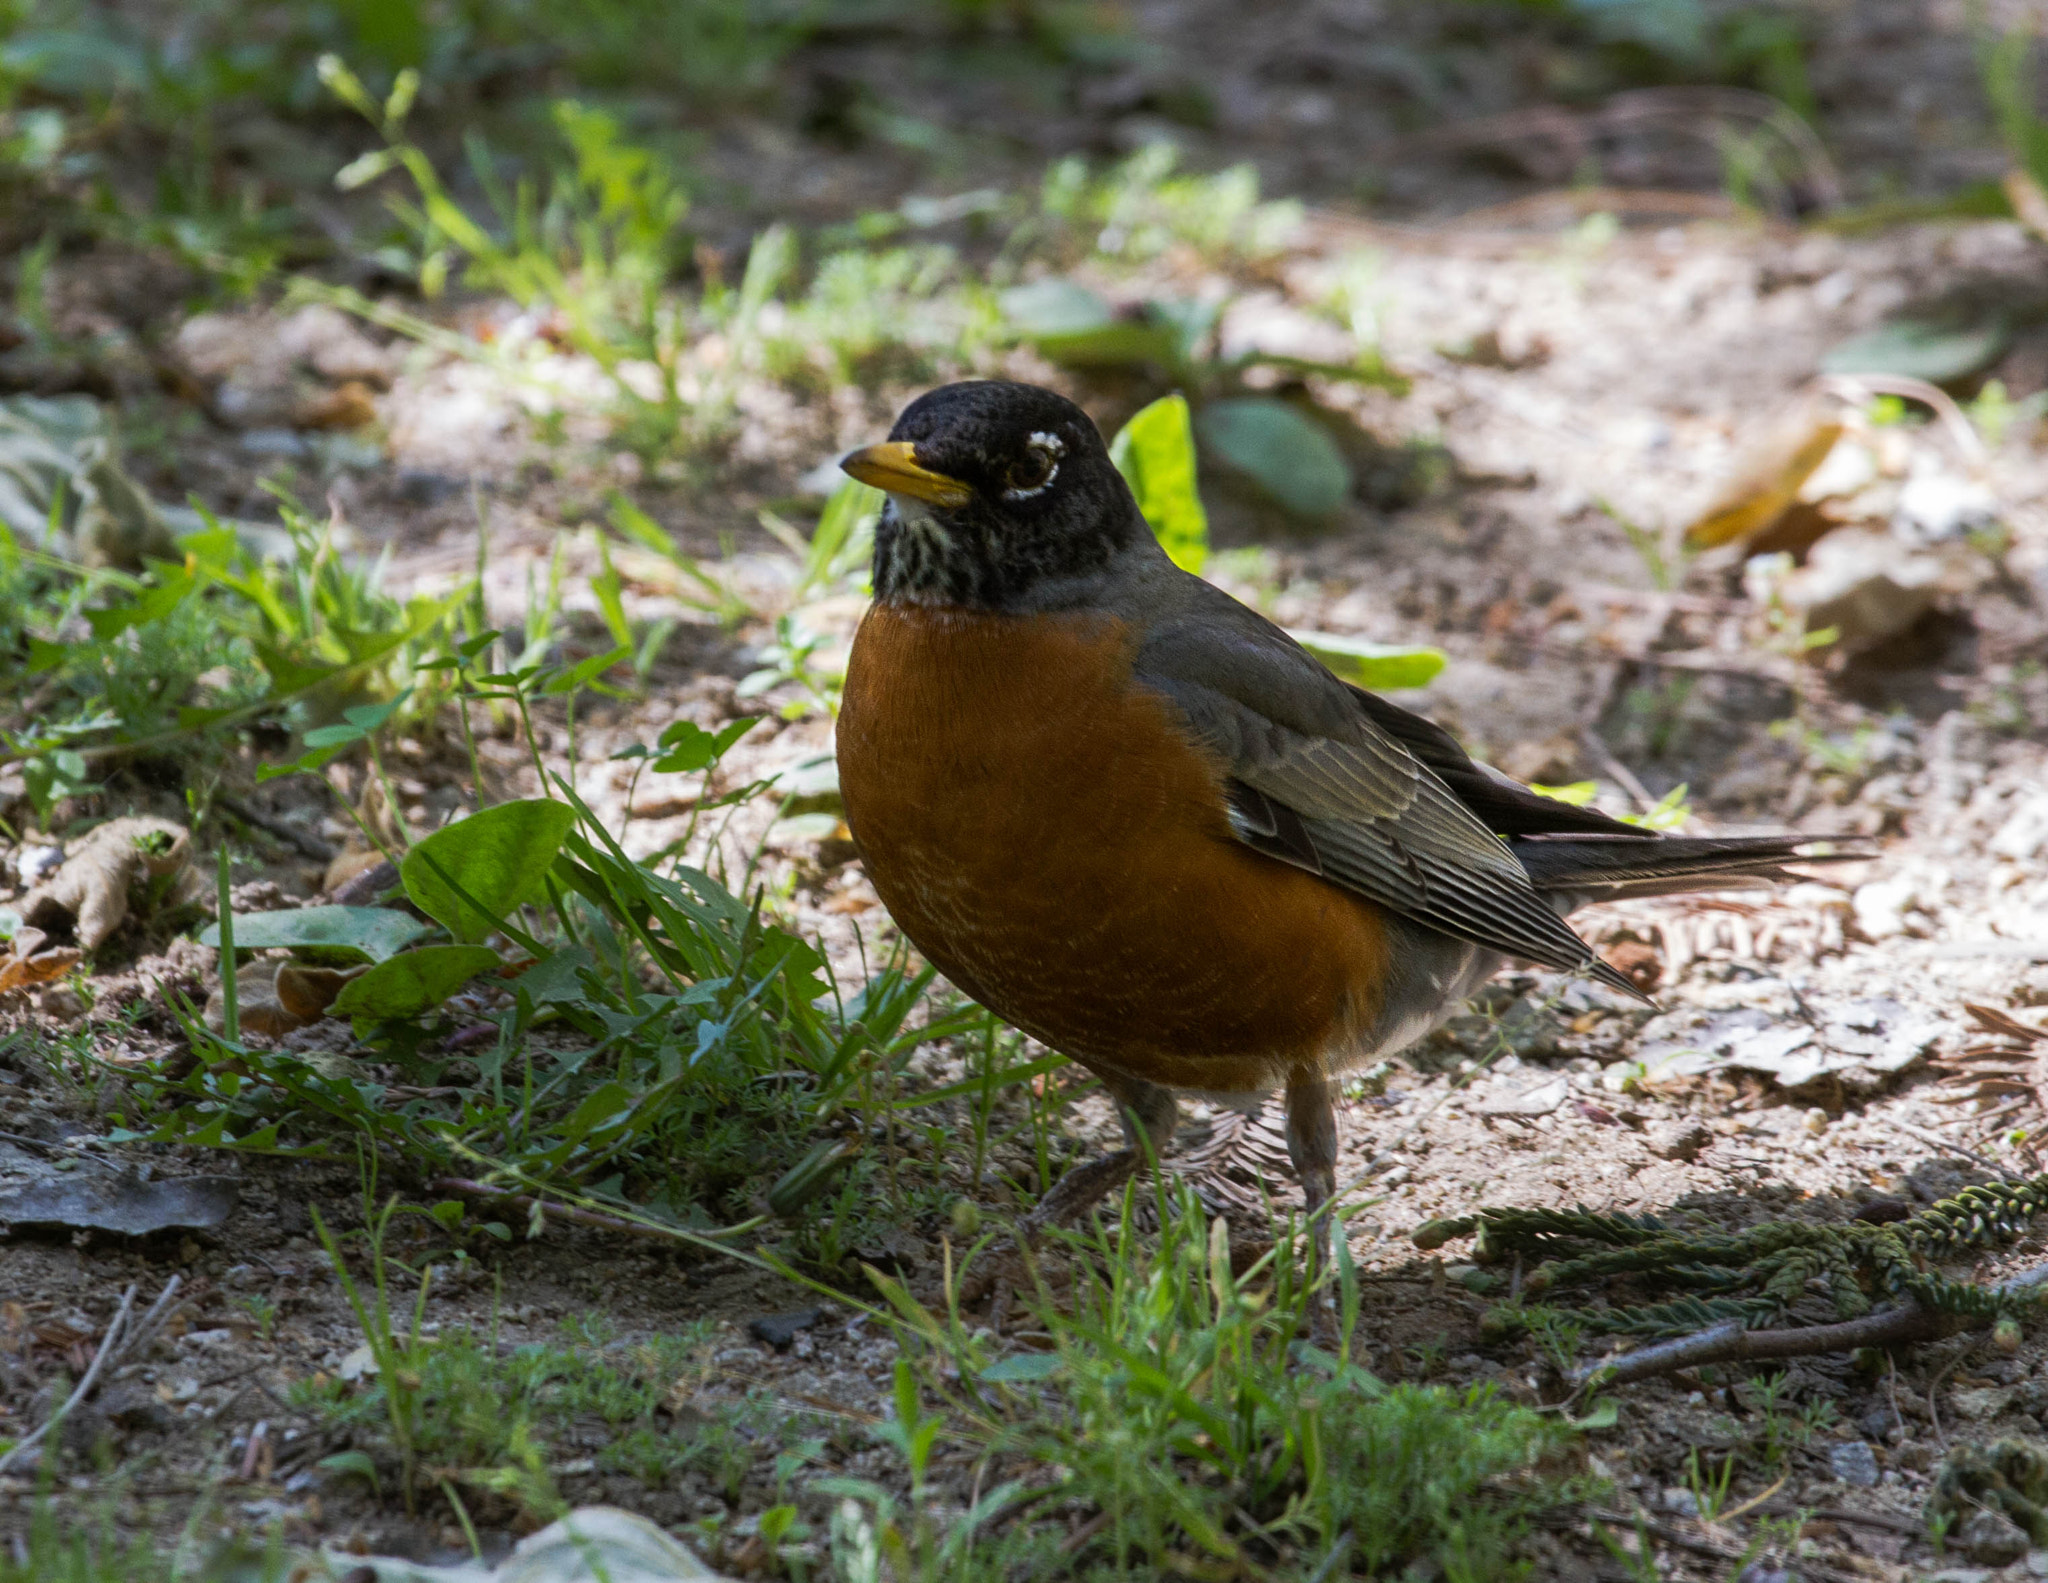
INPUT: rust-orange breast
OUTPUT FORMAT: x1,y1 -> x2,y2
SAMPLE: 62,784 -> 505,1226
836,602 -> 1389,1094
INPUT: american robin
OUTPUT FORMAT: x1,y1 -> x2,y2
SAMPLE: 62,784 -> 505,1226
837,379 -> 1840,1267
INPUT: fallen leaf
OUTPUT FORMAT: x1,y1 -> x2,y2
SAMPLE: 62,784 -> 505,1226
324,846 -> 391,894
298,1503 -> 734,1580
205,957 -> 318,1039
1477,1074 -> 1571,1116
0,1175 -> 238,1236
293,379 -> 379,431
19,816 -> 190,951
1683,396 -> 1845,550
1600,939 -> 1662,994
0,932 -> 82,995
1964,1002 -> 2045,1044
276,962 -> 368,1020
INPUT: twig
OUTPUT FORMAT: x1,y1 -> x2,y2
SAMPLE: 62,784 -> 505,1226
1889,1118 -> 2007,1174
1799,1505 -> 1920,1536
238,1420 -> 270,1483
1584,1507 -> 1863,1583
1577,1310 -> 1943,1387
1058,1509 -> 1114,1557
430,1177 -> 764,1244
1575,1260 -> 2048,1386
0,1128 -> 118,1164
1580,727 -> 1654,813
0,1278 -> 179,1474
217,795 -> 338,863
1820,373 -> 1986,464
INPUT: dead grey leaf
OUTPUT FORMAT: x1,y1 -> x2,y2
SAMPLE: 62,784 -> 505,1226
20,816 -> 190,952
1477,1075 -> 1572,1116
300,1503 -> 732,1581
0,1175 -> 238,1237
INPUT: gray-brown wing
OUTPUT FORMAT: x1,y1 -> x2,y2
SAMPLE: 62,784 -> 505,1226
1132,590 -> 1608,978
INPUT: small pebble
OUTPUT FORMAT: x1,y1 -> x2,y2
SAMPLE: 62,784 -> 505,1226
1802,1107 -> 1830,1135
16,845 -> 63,886
35,986 -> 85,1021
1961,1507 -> 2030,1567
1661,1485 -> 1700,1517
749,1308 -> 823,1351
1829,1439 -> 1880,1487
1647,1120 -> 1711,1162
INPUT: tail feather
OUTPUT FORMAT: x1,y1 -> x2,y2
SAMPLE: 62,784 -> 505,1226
1512,832 -> 1864,905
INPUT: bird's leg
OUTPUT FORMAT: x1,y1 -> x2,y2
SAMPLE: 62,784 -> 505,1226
973,1075 -> 1178,1324
1023,1075 -> 1179,1235
1285,1071 -> 1342,1335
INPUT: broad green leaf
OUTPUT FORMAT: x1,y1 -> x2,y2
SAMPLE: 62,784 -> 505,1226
402,798 -> 578,942
199,905 -> 428,963
541,644 -> 631,695
1528,780 -> 1598,807
303,694 -> 405,750
591,542 -> 631,648
1288,631 -> 1446,691
515,946 -> 599,1007
252,640 -> 338,697
653,716 -> 758,774
1568,1396 -> 1621,1431
84,567 -> 193,640
980,1352 -> 1061,1384
1822,315 -> 2011,386
1197,398 -> 1352,519
1000,279 -> 1184,370
331,944 -> 500,1020
316,1448 -> 381,1489
1109,394 -> 1208,575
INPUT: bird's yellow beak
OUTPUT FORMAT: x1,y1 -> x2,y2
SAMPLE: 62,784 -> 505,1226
840,442 -> 975,509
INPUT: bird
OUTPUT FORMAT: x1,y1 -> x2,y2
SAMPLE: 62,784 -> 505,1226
835,378 -> 1845,1279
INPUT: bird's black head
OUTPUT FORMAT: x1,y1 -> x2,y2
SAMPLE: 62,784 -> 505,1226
841,380 -> 1144,609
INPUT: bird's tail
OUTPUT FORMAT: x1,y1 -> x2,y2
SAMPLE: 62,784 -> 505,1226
1512,831 -> 1863,909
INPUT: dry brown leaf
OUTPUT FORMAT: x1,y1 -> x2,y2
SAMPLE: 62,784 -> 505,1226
1684,395 -> 1845,551
18,816 -> 190,952
205,958 -> 311,1039
275,962 -> 366,1020
1964,1002 -> 2045,1044
0,941 -> 83,995
294,379 -> 379,431
323,845 -> 389,894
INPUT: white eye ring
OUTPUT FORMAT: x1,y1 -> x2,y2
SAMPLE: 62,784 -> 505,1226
1001,431 -> 1065,501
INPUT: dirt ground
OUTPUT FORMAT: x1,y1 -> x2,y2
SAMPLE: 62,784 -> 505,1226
9,2 -> 2048,1579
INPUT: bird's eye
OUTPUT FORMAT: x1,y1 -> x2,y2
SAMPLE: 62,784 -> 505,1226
1001,434 -> 1063,500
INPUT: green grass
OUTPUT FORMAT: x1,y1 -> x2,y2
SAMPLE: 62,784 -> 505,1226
274,1169 -> 1576,1577
840,1180 -> 1575,1579
293,1286 -> 832,1528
